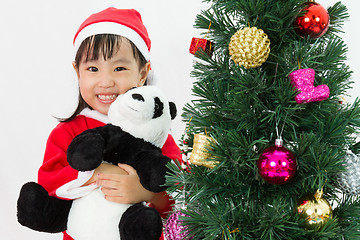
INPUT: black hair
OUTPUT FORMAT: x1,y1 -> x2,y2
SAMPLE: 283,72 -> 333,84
58,34 -> 148,122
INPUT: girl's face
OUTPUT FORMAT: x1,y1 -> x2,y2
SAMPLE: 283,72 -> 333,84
73,39 -> 150,115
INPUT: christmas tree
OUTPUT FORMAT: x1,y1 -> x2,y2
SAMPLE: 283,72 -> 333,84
165,0 -> 360,239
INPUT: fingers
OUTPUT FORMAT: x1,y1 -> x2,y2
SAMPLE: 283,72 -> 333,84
96,172 -> 137,186
99,180 -> 136,204
96,173 -> 135,194
96,172 -> 122,181
118,163 -> 137,175
94,167 -> 145,204
101,187 -> 132,204
97,178 -> 120,190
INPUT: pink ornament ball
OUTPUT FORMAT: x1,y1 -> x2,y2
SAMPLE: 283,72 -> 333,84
164,211 -> 193,240
257,145 -> 297,185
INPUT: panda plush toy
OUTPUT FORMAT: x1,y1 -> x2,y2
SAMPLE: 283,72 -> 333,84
17,86 -> 177,240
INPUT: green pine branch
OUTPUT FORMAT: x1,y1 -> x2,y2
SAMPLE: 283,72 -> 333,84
166,1 -> 360,239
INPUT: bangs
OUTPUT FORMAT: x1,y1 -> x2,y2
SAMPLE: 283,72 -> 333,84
74,34 -> 147,69
76,34 -> 123,63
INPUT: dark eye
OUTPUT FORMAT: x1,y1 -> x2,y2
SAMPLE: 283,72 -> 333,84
115,67 -> 126,72
155,102 -> 160,111
88,66 -> 98,72
132,93 -> 144,102
153,97 -> 164,119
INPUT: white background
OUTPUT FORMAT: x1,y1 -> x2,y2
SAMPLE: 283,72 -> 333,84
1,1 -> 359,239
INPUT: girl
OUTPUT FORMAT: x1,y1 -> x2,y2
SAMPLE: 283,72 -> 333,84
37,7 -> 181,240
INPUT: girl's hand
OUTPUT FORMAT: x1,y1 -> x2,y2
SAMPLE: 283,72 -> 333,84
82,163 -> 127,186
97,163 -> 155,204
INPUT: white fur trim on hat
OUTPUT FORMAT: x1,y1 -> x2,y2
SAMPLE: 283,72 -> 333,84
74,22 -> 150,61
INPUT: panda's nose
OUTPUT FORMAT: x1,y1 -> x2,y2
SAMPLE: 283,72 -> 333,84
132,93 -> 144,102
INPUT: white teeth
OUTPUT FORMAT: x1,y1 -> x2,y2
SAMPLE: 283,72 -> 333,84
97,95 -> 117,100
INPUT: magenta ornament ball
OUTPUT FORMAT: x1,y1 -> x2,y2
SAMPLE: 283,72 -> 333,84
164,211 -> 193,240
257,145 -> 297,184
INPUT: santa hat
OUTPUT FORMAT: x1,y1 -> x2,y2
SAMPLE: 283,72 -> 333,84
73,8 -> 151,61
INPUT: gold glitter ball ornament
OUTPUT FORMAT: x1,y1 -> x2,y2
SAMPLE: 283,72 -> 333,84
296,189 -> 333,230
229,27 -> 270,69
189,133 -> 218,168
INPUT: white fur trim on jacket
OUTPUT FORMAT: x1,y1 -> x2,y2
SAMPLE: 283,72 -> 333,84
56,171 -> 97,199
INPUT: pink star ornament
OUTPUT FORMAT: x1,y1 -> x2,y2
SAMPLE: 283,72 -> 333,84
288,68 -> 330,104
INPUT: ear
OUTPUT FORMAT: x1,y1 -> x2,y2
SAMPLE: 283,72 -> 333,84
169,102 -> 177,120
138,62 -> 151,87
72,61 -> 80,79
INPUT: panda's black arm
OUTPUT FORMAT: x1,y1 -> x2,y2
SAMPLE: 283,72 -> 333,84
133,150 -> 172,193
67,126 -> 107,171
67,124 -> 125,171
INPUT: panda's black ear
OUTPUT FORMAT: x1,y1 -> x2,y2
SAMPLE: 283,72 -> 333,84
169,102 -> 177,120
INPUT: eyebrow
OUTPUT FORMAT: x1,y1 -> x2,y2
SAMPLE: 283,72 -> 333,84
81,57 -> 133,65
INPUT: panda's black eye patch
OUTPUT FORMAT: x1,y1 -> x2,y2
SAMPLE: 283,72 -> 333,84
153,97 -> 164,119
132,93 -> 145,102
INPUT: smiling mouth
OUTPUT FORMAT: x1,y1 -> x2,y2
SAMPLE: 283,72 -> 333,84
97,94 -> 118,101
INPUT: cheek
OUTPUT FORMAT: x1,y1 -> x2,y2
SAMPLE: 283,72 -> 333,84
78,80 -> 87,92
116,80 -> 140,94
78,79 -> 93,98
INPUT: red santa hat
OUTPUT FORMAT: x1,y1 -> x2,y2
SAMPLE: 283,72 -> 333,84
73,8 -> 151,61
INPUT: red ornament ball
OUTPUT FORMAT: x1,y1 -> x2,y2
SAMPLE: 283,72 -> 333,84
257,142 -> 297,185
294,2 -> 329,39
164,211 -> 193,240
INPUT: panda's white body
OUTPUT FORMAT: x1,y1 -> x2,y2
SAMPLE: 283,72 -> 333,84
65,86 -> 175,240
67,188 -> 131,240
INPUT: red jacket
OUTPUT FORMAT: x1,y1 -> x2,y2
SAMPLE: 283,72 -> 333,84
38,111 -> 181,240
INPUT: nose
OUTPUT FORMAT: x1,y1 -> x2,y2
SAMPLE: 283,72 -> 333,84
132,93 -> 144,101
98,72 -> 116,88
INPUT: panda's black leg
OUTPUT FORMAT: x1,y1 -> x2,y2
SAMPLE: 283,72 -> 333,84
17,182 -> 72,233
119,203 -> 163,240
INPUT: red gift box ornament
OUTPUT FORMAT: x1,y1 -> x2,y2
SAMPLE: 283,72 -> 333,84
189,37 -> 214,57
189,22 -> 214,57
